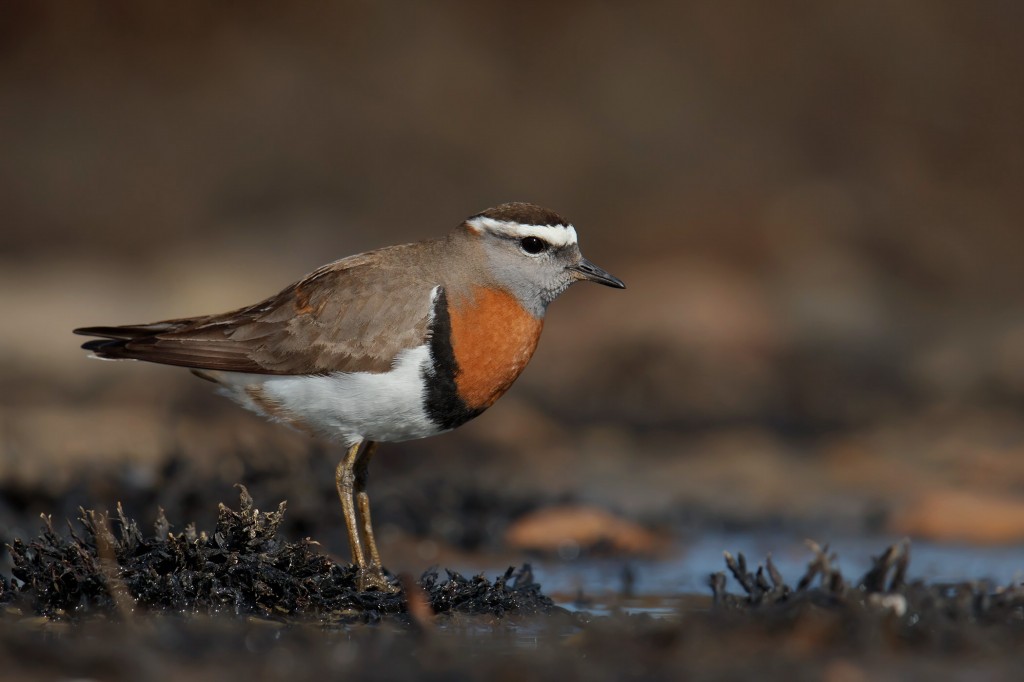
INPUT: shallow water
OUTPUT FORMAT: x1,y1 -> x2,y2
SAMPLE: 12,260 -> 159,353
453,532 -> 1024,608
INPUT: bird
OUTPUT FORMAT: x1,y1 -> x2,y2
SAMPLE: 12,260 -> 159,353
74,202 -> 625,592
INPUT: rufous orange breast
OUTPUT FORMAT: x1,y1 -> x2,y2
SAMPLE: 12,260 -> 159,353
447,286 -> 544,411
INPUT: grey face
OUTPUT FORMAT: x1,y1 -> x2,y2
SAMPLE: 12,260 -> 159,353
473,221 -> 625,317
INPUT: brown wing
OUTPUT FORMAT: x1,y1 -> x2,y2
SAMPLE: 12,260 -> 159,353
75,243 -> 440,375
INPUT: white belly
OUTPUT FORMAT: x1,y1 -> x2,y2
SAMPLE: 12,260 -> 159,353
216,344 -> 443,446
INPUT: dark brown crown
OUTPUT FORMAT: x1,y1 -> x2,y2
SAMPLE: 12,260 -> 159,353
469,202 -> 571,227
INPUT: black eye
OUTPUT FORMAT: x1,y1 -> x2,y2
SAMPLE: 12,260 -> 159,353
520,236 -> 547,254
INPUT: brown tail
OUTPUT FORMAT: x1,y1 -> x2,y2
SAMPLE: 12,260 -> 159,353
74,323 -> 181,359
73,320 -> 271,373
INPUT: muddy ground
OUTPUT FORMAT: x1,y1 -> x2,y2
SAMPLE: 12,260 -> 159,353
1,487 -> 1023,681
1,403 -> 1023,681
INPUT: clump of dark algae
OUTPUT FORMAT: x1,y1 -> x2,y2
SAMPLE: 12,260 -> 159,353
3,487 -> 555,624
704,540 -> 1024,653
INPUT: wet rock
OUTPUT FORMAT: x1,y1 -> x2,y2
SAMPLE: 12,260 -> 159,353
503,505 -> 665,557
889,489 -> 1024,544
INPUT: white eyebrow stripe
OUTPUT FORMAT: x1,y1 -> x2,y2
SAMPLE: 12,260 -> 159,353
466,217 -> 578,247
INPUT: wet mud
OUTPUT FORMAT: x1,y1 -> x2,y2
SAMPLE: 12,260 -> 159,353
2,488 -> 1023,681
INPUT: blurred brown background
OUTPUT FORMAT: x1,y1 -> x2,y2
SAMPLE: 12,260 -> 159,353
2,1 -> 1024,562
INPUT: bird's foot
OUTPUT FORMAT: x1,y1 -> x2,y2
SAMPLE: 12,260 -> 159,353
357,565 -> 400,593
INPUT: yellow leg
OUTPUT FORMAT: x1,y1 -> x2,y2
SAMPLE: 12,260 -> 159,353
335,442 -> 366,569
354,442 -> 383,568
353,441 -> 396,592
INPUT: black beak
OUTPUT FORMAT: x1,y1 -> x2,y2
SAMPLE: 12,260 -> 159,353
571,258 -> 626,289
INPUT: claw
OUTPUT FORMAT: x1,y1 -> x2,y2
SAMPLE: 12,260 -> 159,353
358,566 -> 400,593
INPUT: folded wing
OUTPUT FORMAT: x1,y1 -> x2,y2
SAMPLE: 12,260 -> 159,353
75,246 -> 437,376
